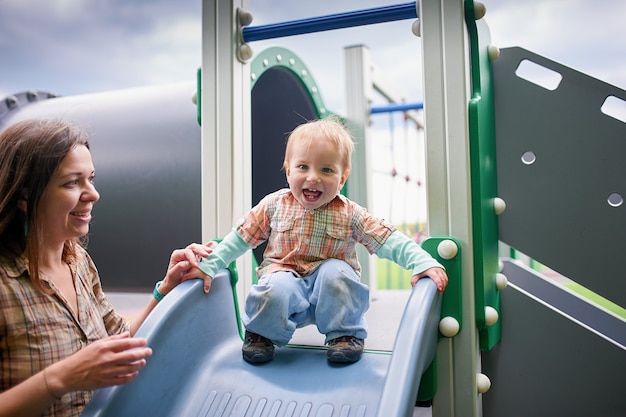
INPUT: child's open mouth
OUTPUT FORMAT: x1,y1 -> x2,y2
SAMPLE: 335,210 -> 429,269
303,188 -> 322,201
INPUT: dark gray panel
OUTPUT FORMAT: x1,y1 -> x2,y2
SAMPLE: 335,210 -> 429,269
482,260 -> 626,417
251,67 -> 319,265
0,83 -> 202,291
493,47 -> 626,307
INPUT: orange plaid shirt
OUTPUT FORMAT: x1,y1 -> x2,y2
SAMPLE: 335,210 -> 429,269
0,245 -> 130,417
236,189 -> 396,278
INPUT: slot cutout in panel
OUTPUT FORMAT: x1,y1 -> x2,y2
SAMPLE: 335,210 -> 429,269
515,59 -> 563,91
601,95 -> 626,124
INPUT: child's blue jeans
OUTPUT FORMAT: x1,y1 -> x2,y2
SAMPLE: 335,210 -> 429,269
242,259 -> 370,346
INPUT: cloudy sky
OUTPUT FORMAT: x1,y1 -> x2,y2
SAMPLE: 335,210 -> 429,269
1,0 -> 625,106
1,0 -> 625,225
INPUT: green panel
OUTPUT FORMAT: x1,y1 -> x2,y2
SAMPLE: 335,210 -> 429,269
250,46 -> 353,199
464,0 -> 501,349
419,236 -> 463,401
196,67 -> 202,125
417,358 -> 437,402
211,238 -> 244,339
250,46 -> 330,119
196,46 -> 330,125
421,237 -> 463,329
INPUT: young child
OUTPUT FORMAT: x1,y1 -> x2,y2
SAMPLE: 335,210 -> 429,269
197,117 -> 448,364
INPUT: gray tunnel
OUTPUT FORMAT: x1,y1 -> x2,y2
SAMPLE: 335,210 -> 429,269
0,83 -> 202,291
0,52 -> 321,291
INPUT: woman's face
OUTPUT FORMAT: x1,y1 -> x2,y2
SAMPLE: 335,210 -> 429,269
38,145 -> 100,246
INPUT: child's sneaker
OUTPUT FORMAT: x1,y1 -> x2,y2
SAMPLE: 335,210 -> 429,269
242,330 -> 275,363
326,336 -> 364,363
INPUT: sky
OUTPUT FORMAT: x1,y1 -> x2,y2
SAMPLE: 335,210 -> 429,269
1,0 -> 625,224
2,0 -> 625,106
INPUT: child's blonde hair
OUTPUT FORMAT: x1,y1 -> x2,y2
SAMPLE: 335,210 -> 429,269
283,117 -> 355,172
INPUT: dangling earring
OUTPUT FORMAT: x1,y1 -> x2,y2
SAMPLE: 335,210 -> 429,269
24,220 -> 28,236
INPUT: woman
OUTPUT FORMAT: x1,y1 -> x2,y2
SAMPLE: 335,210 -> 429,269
0,119 -> 210,417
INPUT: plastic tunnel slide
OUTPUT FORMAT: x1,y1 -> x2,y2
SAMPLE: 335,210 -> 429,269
81,269 -> 442,417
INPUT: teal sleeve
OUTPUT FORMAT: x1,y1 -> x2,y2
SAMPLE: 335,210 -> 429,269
375,230 -> 444,276
197,229 -> 251,278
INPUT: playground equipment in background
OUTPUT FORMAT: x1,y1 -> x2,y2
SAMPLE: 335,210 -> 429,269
369,103 -> 427,290
1,0 -> 624,415
201,1 -> 626,415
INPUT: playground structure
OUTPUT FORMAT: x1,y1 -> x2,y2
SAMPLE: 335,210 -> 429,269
198,1 -> 490,414
1,0 -> 625,416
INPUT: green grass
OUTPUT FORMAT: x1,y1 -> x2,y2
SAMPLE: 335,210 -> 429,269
562,280 -> 626,319
376,258 -> 412,290
374,224 -> 425,290
377,252 -> 626,321
512,250 -> 626,320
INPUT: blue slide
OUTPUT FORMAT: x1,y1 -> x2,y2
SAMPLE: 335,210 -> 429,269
82,269 -> 441,417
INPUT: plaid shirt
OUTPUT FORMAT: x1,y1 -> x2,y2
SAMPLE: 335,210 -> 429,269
0,245 -> 130,417
237,189 -> 396,278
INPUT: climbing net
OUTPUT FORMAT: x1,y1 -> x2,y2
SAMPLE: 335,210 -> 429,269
369,108 -> 428,289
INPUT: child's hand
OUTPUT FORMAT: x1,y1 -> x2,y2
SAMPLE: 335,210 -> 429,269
172,242 -> 215,293
411,267 -> 448,293
160,243 -> 215,294
199,272 -> 214,294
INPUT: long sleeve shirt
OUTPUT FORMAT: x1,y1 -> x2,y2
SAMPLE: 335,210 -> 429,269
199,189 -> 443,280
0,245 -> 129,417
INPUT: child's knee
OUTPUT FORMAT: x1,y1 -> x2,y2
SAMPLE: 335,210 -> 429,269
317,259 -> 356,279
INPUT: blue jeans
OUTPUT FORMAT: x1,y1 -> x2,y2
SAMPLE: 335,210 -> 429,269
242,259 -> 370,346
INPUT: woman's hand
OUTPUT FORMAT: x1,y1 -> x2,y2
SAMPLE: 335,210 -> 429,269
46,332 -> 152,396
411,267 -> 449,293
158,242 -> 214,294
0,333 -> 152,416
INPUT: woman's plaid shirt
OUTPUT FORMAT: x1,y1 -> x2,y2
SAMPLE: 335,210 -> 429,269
0,245 -> 130,417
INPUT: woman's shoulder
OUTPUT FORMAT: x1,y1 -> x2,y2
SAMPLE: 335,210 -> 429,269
0,252 -> 27,280
71,243 -> 99,277
73,242 -> 90,260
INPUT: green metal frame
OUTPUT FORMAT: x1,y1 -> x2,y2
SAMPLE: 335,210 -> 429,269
465,0 -> 502,350
249,46 -> 329,119
419,236 -> 463,401
197,46 -> 332,125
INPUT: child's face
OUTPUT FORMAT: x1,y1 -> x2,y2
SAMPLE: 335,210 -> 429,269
285,136 -> 348,210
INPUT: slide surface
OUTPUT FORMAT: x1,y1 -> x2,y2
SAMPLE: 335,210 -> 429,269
82,269 -> 441,417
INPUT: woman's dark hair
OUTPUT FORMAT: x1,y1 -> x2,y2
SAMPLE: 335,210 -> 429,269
0,119 -> 91,292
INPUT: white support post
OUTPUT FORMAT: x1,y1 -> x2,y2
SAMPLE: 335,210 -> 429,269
344,44 -> 375,291
201,0 -> 253,295
419,0 -> 480,416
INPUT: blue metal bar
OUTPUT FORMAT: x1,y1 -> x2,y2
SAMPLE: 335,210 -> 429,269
370,102 -> 424,114
242,2 -> 418,42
